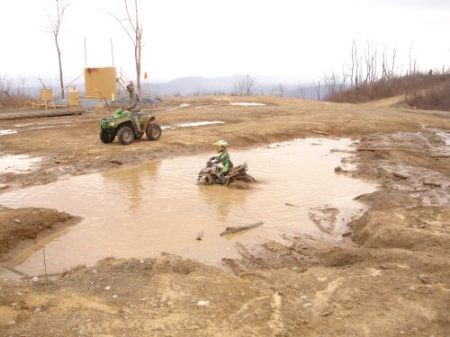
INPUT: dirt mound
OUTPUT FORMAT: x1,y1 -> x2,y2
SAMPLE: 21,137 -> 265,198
350,207 -> 450,253
0,207 -> 78,259
0,251 -> 448,337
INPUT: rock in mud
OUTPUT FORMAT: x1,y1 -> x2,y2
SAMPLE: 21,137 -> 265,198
197,300 -> 210,307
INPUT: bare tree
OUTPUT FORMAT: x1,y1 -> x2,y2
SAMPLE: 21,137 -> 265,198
314,81 -> 322,100
349,40 -> 363,87
363,41 -> 378,85
382,48 -> 397,80
233,74 -> 256,96
296,83 -> 306,99
109,0 -> 143,92
47,0 -> 67,99
323,73 -> 339,97
275,83 -> 286,97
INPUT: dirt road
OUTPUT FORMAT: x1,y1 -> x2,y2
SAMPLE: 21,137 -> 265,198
0,96 -> 449,336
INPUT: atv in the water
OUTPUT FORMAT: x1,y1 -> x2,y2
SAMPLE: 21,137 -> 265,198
197,158 -> 256,185
99,108 -> 162,145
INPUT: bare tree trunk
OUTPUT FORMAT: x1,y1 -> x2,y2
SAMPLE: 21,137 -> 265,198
48,0 -> 67,100
134,0 -> 142,92
55,35 -> 65,99
110,0 -> 143,93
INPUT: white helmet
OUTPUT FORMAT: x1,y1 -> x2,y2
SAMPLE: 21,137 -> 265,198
213,139 -> 228,150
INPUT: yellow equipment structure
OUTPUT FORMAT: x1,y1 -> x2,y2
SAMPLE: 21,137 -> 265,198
68,88 -> 80,107
84,67 -> 117,100
30,88 -> 56,110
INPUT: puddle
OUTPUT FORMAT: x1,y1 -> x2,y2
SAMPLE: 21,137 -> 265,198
0,138 -> 375,275
162,121 -> 225,130
0,129 -> 17,136
230,102 -> 266,106
0,155 -> 42,174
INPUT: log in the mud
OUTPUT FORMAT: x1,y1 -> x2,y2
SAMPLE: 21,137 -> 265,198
220,221 -> 264,236
423,181 -> 442,188
393,172 -> 410,179
312,130 -> 329,136
357,148 -> 379,152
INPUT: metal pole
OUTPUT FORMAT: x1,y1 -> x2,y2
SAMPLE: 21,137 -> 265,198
43,248 -> 48,282
110,37 -> 115,67
84,38 -> 88,68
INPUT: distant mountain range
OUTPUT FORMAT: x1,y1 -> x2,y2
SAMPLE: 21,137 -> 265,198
142,75 -> 326,99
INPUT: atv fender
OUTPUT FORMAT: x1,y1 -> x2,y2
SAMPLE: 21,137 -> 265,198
142,115 -> 156,131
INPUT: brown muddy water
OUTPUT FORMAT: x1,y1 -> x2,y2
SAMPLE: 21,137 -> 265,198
0,138 -> 376,275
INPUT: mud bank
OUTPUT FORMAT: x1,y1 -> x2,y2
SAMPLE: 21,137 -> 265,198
0,207 -> 78,263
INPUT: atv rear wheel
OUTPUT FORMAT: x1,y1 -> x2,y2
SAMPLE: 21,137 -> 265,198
100,129 -> 115,144
117,126 -> 135,145
146,123 -> 162,141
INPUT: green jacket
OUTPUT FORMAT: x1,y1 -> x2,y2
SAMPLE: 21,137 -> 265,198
216,151 -> 233,175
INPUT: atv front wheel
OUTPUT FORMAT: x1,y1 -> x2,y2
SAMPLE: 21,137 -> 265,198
100,129 -> 115,144
146,123 -> 162,141
204,174 -> 215,185
117,126 -> 135,145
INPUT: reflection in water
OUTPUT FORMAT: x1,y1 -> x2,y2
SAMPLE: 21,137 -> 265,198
101,161 -> 161,213
0,138 -> 376,275
197,184 -> 249,221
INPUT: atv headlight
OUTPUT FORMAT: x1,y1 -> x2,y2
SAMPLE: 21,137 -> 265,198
109,121 -> 116,127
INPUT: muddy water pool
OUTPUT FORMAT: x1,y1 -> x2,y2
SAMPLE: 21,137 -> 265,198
0,138 -> 376,275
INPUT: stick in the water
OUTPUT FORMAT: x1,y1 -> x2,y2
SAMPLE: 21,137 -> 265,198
220,221 -> 264,236
196,230 -> 204,241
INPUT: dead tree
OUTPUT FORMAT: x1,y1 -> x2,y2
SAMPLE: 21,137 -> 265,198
364,41 -> 378,85
233,74 -> 256,96
296,83 -> 306,99
276,83 -> 286,97
350,40 -> 362,87
382,48 -> 397,80
47,0 -> 67,99
110,0 -> 143,92
315,81 -> 322,100
323,73 -> 339,97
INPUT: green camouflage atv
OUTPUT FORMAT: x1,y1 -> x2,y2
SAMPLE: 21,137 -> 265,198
99,108 -> 162,145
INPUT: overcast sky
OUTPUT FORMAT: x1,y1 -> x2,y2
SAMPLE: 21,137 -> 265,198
0,0 -> 449,84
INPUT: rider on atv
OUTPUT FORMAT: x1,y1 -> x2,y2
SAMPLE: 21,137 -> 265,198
210,140 -> 233,183
125,81 -> 142,133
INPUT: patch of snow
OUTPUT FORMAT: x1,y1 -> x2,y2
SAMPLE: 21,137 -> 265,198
0,129 -> 17,136
161,121 -> 224,130
179,103 -> 190,108
230,102 -> 266,106
0,155 -> 42,174
174,121 -> 224,128
197,300 -> 210,307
